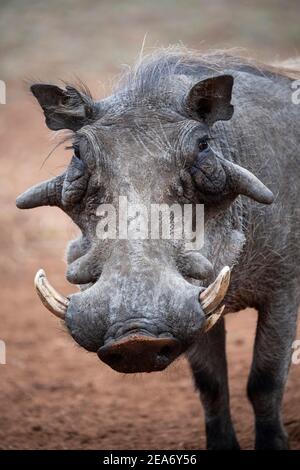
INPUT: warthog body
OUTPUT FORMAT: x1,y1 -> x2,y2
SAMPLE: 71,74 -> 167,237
17,48 -> 300,449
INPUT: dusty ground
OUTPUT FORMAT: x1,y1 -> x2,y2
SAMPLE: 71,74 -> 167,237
0,0 -> 300,451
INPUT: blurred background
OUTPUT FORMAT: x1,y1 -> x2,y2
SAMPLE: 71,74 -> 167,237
1,0 -> 300,450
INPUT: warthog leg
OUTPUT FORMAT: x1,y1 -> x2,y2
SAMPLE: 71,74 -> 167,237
247,294 -> 299,450
187,318 -> 240,450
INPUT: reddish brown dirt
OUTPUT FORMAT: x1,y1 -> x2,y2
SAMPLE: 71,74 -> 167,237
1,92 -> 300,450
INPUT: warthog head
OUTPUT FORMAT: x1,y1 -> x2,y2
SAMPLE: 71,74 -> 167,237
17,51 -> 274,373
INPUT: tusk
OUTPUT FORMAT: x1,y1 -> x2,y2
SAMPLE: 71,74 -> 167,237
200,266 -> 231,315
34,269 -> 69,319
203,305 -> 225,333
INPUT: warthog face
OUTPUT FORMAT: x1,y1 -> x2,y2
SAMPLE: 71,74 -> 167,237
17,53 -> 273,373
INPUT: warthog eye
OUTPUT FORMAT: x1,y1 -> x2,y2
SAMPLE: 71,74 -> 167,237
73,145 -> 81,160
198,136 -> 209,153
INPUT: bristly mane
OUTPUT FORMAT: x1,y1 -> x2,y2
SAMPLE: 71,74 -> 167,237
115,46 -> 300,97
49,46 -> 300,154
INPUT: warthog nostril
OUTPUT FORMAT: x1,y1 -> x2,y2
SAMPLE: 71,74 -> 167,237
158,345 -> 172,358
105,352 -> 123,364
97,334 -> 181,374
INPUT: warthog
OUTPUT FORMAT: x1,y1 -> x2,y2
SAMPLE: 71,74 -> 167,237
17,48 -> 300,450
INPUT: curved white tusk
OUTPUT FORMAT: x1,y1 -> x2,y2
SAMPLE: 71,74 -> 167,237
199,266 -> 231,316
203,305 -> 225,333
34,269 -> 69,319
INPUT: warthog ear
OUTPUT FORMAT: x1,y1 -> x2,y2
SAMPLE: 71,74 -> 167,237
30,83 -> 99,131
186,75 -> 234,126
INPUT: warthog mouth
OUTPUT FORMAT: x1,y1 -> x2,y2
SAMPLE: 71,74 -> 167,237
34,266 -> 231,334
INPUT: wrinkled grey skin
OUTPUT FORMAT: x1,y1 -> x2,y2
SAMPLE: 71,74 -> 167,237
16,50 -> 300,449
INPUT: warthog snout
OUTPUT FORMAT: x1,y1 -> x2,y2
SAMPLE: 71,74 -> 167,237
98,334 -> 181,373
34,265 -> 231,373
